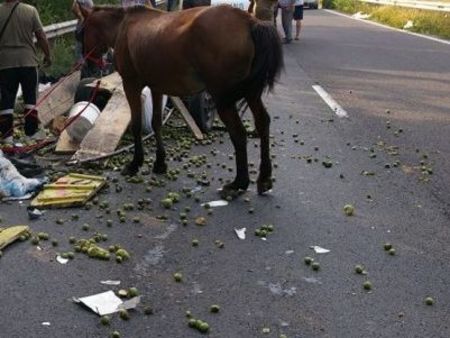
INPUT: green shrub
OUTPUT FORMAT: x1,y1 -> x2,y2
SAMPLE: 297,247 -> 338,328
328,0 -> 450,40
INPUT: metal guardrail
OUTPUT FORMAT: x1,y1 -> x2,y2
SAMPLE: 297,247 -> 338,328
44,20 -> 77,39
42,1 -> 167,39
360,0 -> 450,12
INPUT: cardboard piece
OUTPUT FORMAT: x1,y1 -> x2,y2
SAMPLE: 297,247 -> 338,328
30,173 -> 106,208
38,71 -> 80,127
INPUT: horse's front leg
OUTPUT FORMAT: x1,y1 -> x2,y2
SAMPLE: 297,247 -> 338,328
151,90 -> 167,174
216,103 -> 249,199
122,80 -> 144,176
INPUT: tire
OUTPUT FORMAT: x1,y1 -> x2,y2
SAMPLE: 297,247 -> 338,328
74,77 -> 111,111
184,91 -> 216,133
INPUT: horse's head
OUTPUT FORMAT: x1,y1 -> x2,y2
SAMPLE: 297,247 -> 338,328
80,6 -> 125,63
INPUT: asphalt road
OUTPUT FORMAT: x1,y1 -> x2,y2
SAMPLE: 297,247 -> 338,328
1,9 -> 449,338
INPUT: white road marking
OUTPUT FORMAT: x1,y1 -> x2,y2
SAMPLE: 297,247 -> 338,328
312,85 -> 348,118
324,9 -> 450,46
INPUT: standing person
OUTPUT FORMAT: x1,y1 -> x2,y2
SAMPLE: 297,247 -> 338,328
249,0 -> 278,22
278,0 -> 295,43
121,0 -> 155,8
293,0 -> 303,40
0,0 -> 51,144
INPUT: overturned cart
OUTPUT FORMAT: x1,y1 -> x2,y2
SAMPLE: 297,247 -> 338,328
38,71 -> 216,162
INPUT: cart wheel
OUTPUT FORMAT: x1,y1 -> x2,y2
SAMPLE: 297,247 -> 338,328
186,91 -> 216,133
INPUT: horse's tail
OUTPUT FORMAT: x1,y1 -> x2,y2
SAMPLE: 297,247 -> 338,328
218,20 -> 283,108
247,21 -> 284,96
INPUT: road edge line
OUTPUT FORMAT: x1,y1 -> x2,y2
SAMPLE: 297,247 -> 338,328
312,85 -> 349,118
323,9 -> 450,46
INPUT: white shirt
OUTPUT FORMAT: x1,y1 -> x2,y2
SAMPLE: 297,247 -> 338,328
295,0 -> 304,5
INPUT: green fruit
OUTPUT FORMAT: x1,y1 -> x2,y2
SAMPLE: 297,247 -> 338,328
425,297 -> 434,305
116,256 -> 123,263
133,217 -> 140,223
198,321 -> 209,333
388,248 -> 396,256
128,287 -> 139,297
37,232 -> 49,240
363,281 -> 372,290
304,257 -> 313,265
51,239 -> 59,247
188,318 -> 197,328
119,309 -> 129,320
111,331 -> 121,338
82,224 -> 90,231
192,239 -> 199,247
116,249 -> 130,260
210,304 -> 220,313
106,220 -> 113,227
100,315 -> 110,326
31,237 -> 39,245
174,272 -> 183,282
67,252 -> 75,259
144,306 -> 153,315
161,198 -> 173,209
69,236 -> 76,244
311,262 -> 320,271
355,265 -> 364,274
185,310 -> 192,318
343,204 -> 354,216
384,243 -> 392,251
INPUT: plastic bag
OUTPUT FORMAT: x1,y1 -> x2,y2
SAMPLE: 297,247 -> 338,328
0,150 -> 44,198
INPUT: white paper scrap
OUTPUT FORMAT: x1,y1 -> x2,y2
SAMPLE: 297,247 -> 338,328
310,246 -> 330,254
56,255 -> 69,264
201,200 -> 229,208
234,228 -> 246,240
42,322 -> 51,326
74,291 -> 123,316
100,280 -> 121,286
118,296 -> 141,310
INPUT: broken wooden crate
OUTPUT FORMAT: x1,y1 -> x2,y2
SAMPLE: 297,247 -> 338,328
30,173 -> 106,208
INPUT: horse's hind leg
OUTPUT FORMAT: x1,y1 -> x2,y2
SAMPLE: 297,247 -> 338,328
216,103 -> 250,199
150,91 -> 167,174
122,80 -> 144,176
246,95 -> 272,194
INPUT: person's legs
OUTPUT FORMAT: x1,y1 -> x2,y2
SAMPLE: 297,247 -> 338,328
0,68 -> 20,142
19,67 -> 41,137
294,5 -> 303,40
281,7 -> 293,43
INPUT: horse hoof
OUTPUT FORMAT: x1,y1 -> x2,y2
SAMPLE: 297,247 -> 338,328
121,163 -> 139,176
152,162 -> 168,174
257,178 -> 273,195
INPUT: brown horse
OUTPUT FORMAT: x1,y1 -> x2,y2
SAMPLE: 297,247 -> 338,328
81,5 -> 283,197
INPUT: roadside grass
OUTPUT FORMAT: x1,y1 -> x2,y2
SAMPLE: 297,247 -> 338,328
323,0 -> 450,40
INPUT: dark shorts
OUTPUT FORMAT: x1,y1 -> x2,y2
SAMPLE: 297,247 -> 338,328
294,5 -> 304,20
0,67 -> 38,111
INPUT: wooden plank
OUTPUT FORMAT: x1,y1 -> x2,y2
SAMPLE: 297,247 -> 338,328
170,96 -> 204,140
71,88 -> 131,161
55,130 -> 80,154
38,71 -> 80,126
0,226 -> 30,250
86,72 -> 122,92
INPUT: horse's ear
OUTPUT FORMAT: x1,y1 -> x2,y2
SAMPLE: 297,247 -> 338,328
80,6 -> 93,20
